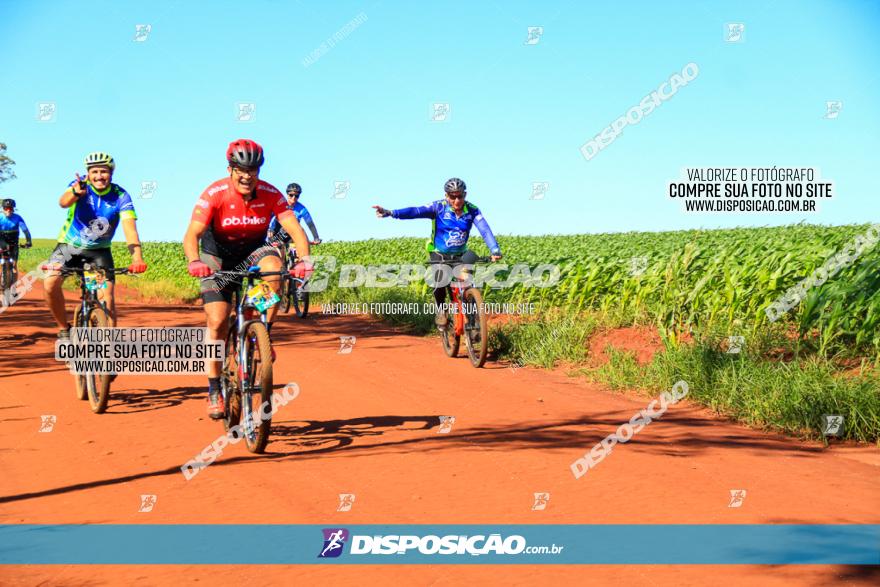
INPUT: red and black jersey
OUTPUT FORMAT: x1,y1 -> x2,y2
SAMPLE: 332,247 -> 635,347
191,177 -> 293,258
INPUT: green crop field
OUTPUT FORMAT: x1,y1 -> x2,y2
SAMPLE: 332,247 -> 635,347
316,223 -> 880,358
19,223 -> 880,357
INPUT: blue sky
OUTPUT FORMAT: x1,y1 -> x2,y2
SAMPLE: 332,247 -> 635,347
2,0 -> 878,242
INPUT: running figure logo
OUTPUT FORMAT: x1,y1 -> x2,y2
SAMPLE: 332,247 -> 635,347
532,492 -> 550,511
337,494 -> 356,512
726,335 -> 745,354
36,102 -> 57,123
822,414 -> 844,437
140,180 -> 158,199
824,101 -> 843,120
725,23 -> 745,43
524,26 -> 544,45
332,181 -> 351,199
318,528 -> 350,558
728,489 -> 747,508
138,494 -> 157,512
39,415 -> 57,433
236,102 -> 256,122
133,24 -> 152,42
338,336 -> 356,354
438,415 -> 455,434
530,182 -> 549,200
431,102 -> 450,122
628,256 -> 648,277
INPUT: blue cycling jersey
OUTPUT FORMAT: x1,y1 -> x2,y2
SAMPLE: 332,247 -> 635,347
268,202 -> 317,241
0,213 -> 29,234
57,180 -> 137,249
390,200 -> 500,255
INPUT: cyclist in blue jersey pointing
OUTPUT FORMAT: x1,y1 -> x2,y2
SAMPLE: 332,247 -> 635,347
373,177 -> 502,329
0,198 -> 32,276
44,152 -> 147,337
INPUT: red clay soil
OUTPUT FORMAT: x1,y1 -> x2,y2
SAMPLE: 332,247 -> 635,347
588,325 -> 666,366
0,285 -> 878,586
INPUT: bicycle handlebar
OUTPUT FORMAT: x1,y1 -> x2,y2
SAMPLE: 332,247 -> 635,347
211,269 -> 288,279
428,256 -> 494,264
40,265 -> 131,276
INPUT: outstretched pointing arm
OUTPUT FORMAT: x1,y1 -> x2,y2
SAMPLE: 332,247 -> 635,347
473,210 -> 501,256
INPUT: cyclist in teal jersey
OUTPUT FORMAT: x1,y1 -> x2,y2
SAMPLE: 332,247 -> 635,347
44,152 -> 147,336
0,198 -> 32,274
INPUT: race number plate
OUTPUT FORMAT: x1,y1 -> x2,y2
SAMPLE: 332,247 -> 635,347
247,280 -> 280,312
83,270 -> 107,291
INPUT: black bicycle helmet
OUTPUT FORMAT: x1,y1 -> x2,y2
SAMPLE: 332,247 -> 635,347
444,177 -> 466,193
2,198 -> 15,209
286,183 -> 302,196
226,139 -> 265,168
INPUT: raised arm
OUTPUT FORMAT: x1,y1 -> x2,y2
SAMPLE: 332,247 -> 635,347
472,209 -> 502,257
59,173 -> 87,208
391,203 -> 436,219
17,216 -> 32,245
373,202 -> 437,219
299,206 -> 321,242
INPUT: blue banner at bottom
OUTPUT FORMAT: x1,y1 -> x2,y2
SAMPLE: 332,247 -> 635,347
0,525 -> 877,564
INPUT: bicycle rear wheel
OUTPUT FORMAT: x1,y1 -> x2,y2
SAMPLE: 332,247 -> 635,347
278,276 -> 291,314
222,325 -> 241,432
292,280 -> 309,318
240,321 -> 273,453
84,307 -> 113,413
440,294 -> 460,358
462,288 -> 488,368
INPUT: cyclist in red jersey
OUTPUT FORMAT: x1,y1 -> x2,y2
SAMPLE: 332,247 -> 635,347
183,139 -> 311,419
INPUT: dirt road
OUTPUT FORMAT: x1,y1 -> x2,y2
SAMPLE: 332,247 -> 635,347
0,285 -> 877,585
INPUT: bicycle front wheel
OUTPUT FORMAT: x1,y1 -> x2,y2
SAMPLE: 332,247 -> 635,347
463,288 -> 488,368
85,307 -> 113,413
72,305 -> 88,400
0,261 -> 10,291
440,296 -> 460,358
240,321 -> 273,453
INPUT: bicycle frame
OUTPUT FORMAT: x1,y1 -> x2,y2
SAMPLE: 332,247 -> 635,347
448,279 -> 468,337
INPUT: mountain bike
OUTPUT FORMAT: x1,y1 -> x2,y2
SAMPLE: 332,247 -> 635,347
45,264 -> 130,413
0,246 -> 14,292
213,266 -> 285,453
276,242 -> 313,318
0,240 -> 29,292
431,254 -> 490,368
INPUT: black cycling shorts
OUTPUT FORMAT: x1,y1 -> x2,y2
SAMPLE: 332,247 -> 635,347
0,232 -> 20,262
49,243 -> 116,282
199,245 -> 281,304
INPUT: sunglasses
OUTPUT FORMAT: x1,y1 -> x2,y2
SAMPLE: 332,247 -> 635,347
447,192 -> 465,200
232,166 -> 260,177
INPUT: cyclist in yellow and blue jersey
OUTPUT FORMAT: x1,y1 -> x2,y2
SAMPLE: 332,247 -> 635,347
44,152 -> 147,336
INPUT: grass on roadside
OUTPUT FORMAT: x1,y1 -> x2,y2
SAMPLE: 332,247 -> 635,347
583,344 -> 880,443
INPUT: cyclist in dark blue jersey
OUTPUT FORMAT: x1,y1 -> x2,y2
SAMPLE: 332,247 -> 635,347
373,177 -> 502,328
267,182 -> 322,247
44,152 -> 147,336
0,199 -> 32,274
